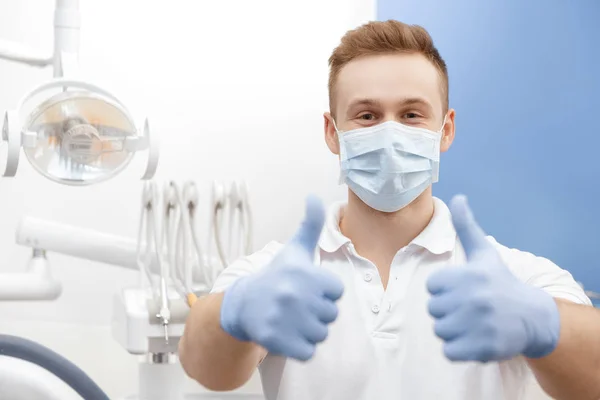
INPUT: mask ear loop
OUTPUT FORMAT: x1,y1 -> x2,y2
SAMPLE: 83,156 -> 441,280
332,118 -> 349,185
438,114 -> 448,133
332,118 -> 342,135
431,114 -> 448,183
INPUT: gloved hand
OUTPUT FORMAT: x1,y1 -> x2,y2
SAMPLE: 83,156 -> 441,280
426,195 -> 560,362
220,195 -> 344,361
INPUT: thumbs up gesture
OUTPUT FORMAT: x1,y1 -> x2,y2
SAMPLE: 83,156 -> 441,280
426,195 -> 560,362
220,196 -> 344,361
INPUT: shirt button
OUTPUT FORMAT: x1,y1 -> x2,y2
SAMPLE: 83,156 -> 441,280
364,272 -> 373,282
371,304 -> 380,314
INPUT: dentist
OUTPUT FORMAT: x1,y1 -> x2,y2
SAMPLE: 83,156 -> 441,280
180,20 -> 600,400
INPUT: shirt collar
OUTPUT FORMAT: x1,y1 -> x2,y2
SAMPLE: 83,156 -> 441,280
319,197 -> 456,255
411,197 -> 457,254
319,201 -> 351,253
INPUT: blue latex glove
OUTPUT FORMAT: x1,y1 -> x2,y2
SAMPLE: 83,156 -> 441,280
427,195 -> 560,362
220,195 -> 344,361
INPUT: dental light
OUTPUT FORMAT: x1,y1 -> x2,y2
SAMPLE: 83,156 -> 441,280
0,0 -> 158,184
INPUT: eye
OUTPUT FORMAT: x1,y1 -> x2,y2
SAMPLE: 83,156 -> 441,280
403,112 -> 420,119
358,113 -> 376,121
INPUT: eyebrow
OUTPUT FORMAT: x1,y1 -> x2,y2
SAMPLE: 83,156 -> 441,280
346,98 -> 383,111
399,97 -> 433,112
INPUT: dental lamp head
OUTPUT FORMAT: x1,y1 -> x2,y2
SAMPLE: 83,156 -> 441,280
1,79 -> 159,185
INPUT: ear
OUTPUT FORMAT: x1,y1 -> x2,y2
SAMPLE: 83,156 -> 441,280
440,109 -> 456,153
324,112 -> 340,155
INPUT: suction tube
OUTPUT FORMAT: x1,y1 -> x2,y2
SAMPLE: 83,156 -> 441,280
0,335 -> 109,400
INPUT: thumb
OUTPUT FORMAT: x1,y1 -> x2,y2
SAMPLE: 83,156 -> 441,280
290,195 -> 326,255
450,195 -> 490,260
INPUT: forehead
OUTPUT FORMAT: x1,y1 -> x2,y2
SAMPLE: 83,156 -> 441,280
335,53 -> 443,115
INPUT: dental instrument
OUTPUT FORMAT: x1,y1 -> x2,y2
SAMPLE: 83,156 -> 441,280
163,181 -> 188,299
239,180 -> 254,257
228,181 -> 253,263
181,181 -> 206,296
175,181 -> 214,301
210,180 -> 230,268
208,180 -> 254,273
136,182 -> 161,302
136,181 -> 172,344
227,182 -> 239,265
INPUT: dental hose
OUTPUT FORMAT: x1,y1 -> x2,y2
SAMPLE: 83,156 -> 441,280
0,334 -> 110,400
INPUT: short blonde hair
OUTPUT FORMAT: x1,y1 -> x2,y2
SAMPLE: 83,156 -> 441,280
328,20 -> 449,114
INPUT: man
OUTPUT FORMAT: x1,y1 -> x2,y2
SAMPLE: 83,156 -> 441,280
179,20 -> 600,400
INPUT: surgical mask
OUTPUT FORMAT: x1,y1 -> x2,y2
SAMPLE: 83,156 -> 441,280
335,118 -> 445,212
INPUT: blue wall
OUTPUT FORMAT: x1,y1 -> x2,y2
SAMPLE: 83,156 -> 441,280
378,1 -> 600,290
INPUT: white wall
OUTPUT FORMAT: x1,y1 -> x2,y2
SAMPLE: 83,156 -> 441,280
0,0 -> 375,398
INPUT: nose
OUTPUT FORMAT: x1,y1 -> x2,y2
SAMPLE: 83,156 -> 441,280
383,113 -> 401,124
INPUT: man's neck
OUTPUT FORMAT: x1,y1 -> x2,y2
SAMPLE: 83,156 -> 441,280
340,188 -> 435,260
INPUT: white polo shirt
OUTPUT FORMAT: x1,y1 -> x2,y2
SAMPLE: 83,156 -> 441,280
211,197 -> 591,400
